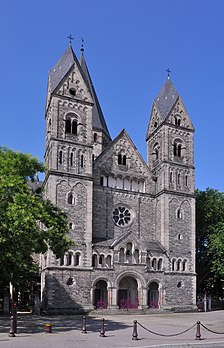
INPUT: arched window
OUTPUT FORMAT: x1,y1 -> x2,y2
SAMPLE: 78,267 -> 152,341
92,254 -> 97,268
158,258 -> 163,270
106,255 -> 112,268
60,257 -> 64,266
99,255 -> 104,266
65,119 -> 71,133
69,222 -> 73,230
146,257 -> 151,269
70,152 -> 74,166
185,175 -> 188,186
170,171 -> 173,183
81,154 -> 84,168
74,253 -> 80,266
67,252 -> 73,266
119,248 -> 124,263
94,133 -> 97,142
152,258 -> 157,270
177,173 -> 181,185
59,150 -> 63,164
177,259 -> 181,271
172,259 -> 176,271
177,208 -> 182,219
173,140 -> 183,158
72,120 -> 77,135
67,192 -> 75,205
118,153 -> 126,165
134,249 -> 139,264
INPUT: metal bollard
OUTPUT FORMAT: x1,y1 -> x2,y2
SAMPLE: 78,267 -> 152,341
45,323 -> 52,333
195,321 -> 202,340
82,316 -> 87,333
12,303 -> 17,334
132,320 -> 138,340
9,316 -> 16,337
99,318 -> 106,337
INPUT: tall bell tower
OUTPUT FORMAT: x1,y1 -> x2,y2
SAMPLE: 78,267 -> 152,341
44,42 -> 110,267
146,76 -> 196,301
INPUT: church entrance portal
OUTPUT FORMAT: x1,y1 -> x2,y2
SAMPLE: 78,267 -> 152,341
118,276 -> 138,309
94,280 -> 108,309
148,282 -> 159,308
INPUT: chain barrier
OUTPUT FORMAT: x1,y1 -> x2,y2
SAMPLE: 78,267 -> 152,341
138,321 -> 197,337
200,322 -> 224,335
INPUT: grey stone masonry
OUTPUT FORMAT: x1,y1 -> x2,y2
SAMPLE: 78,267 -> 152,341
40,47 -> 196,314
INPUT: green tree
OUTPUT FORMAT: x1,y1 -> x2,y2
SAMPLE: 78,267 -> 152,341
0,147 -> 72,290
196,188 -> 224,297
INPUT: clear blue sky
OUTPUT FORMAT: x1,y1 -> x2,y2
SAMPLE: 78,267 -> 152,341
0,0 -> 223,191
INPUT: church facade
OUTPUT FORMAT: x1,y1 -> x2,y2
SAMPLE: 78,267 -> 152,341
40,44 -> 196,313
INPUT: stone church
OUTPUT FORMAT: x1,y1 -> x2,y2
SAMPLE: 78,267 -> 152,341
40,43 -> 196,313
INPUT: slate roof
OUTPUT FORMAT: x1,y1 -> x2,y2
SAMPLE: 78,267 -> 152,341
49,45 -> 78,93
154,78 -> 179,120
48,45 -> 110,138
80,51 -> 110,138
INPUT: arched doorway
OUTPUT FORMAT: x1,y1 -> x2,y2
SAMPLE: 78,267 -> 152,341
94,280 -> 108,309
118,276 -> 138,309
148,282 -> 159,308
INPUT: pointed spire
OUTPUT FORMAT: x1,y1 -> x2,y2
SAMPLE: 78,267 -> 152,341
154,78 -> 179,120
79,47 -> 110,138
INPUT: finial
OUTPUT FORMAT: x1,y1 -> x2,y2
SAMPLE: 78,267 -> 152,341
67,34 -> 74,46
81,37 -> 84,53
166,68 -> 171,79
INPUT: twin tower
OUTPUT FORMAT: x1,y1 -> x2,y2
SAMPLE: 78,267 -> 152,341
41,44 -> 196,313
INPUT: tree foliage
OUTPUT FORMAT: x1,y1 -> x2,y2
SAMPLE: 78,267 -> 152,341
0,147 -> 72,289
196,188 -> 224,297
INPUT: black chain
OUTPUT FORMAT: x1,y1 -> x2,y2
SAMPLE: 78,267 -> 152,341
200,322 -> 224,335
138,321 -> 197,337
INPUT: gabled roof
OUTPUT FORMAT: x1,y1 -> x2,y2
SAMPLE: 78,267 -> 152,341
154,78 -> 179,120
93,232 -> 166,254
80,51 -> 111,138
94,129 -> 149,174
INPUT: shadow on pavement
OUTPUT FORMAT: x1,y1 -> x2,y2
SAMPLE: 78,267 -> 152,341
0,314 -> 131,335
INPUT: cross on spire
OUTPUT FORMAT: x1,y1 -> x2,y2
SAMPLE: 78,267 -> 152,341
67,34 -> 74,46
166,68 -> 171,79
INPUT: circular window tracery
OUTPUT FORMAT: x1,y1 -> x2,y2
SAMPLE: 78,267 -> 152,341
112,206 -> 132,226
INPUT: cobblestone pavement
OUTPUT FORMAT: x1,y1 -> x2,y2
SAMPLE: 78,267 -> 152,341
0,310 -> 224,347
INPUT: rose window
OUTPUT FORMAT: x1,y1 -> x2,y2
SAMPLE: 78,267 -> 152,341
113,206 -> 132,226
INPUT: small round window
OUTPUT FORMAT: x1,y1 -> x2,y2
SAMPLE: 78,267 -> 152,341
112,206 -> 133,227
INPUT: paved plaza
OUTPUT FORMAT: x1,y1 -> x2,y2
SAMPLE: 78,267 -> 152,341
0,310 -> 224,347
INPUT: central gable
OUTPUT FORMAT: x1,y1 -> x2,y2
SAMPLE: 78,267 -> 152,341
94,129 -> 150,184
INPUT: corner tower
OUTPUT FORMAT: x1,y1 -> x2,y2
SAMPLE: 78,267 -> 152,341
146,77 -> 196,305
44,44 -> 110,267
